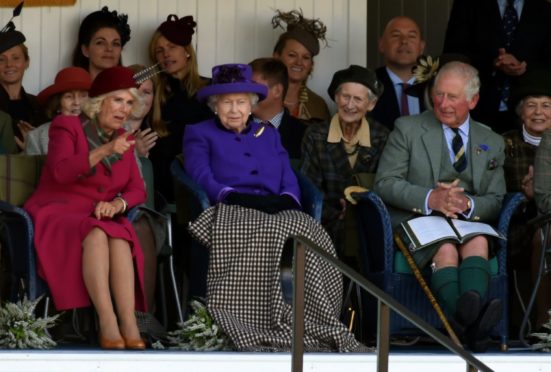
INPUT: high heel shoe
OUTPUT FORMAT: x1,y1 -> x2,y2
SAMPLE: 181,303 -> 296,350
99,333 -> 125,350
123,336 -> 146,350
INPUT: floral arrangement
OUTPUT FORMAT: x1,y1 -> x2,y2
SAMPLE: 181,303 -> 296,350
530,310 -> 551,351
152,299 -> 233,351
0,296 -> 59,349
412,55 -> 440,84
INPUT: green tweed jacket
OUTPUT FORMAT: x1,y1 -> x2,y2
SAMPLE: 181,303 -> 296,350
374,110 -> 506,228
300,118 -> 389,236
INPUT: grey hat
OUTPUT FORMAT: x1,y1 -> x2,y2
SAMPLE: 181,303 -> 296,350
327,65 -> 384,101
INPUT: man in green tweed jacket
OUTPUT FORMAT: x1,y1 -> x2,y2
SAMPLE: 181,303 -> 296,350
374,61 -> 506,352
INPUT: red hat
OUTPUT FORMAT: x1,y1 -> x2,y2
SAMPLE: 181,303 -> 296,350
89,66 -> 138,98
37,67 -> 92,106
157,15 -> 196,47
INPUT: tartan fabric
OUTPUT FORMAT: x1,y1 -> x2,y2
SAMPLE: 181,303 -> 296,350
535,130 -> 551,213
188,203 -> 367,352
300,118 -> 389,238
503,130 -> 537,193
503,130 -> 537,260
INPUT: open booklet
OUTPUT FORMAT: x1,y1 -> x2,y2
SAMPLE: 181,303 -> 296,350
399,216 -> 506,252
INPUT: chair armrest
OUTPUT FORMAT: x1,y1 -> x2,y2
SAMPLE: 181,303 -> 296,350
170,158 -> 211,214
293,169 -> 323,222
0,200 -> 47,301
355,191 -> 395,274
495,192 -> 527,273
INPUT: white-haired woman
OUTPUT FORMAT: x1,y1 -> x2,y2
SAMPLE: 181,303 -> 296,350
25,67 -> 147,350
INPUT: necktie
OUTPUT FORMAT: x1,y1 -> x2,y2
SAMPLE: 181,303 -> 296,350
452,128 -> 467,172
500,0 -> 519,104
503,0 -> 518,49
400,83 -> 410,116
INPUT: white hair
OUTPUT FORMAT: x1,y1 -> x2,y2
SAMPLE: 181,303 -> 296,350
207,93 -> 259,112
81,88 -> 144,119
434,61 -> 480,101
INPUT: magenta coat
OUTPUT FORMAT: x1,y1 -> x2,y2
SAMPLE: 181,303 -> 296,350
24,116 -> 147,311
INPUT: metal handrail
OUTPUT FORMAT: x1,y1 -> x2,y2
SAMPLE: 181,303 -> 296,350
290,235 -> 493,372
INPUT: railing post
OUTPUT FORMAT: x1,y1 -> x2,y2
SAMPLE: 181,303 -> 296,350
292,242 -> 306,372
377,299 -> 390,372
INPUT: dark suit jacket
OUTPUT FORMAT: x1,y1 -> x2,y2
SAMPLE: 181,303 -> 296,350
443,0 -> 551,131
278,109 -> 307,160
369,67 -> 426,131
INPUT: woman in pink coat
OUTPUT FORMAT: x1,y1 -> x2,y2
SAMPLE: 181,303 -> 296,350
24,66 -> 147,350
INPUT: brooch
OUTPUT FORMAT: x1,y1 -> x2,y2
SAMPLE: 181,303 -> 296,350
476,144 -> 489,155
487,157 -> 498,170
253,125 -> 265,138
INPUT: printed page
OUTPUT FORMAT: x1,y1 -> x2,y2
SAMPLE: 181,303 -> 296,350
451,219 -> 500,239
406,216 -> 457,246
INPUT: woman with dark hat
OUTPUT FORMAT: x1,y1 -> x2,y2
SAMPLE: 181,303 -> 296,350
24,66 -> 147,350
0,17 -> 47,140
183,63 -> 364,352
300,65 -> 389,260
502,68 -> 551,334
24,67 -> 92,154
272,9 -> 330,125
147,14 -> 212,202
72,6 -> 130,80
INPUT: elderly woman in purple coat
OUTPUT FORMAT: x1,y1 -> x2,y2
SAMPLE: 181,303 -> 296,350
184,63 -> 301,212
181,63 -> 364,352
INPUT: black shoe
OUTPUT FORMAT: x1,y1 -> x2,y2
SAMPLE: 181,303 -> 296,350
456,291 -> 481,327
447,316 -> 466,338
466,298 -> 502,353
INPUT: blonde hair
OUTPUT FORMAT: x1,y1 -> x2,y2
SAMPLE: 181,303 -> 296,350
82,88 -> 143,120
147,30 -> 207,137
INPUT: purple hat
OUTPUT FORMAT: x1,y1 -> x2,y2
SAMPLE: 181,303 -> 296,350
197,64 -> 268,102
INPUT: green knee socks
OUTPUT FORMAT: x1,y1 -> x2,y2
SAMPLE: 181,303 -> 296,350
431,266 -> 459,316
459,256 -> 491,298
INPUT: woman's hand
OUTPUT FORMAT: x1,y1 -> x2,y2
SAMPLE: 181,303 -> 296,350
521,166 -> 534,200
94,200 -> 125,220
134,128 -> 158,157
14,120 -> 34,150
108,130 -> 135,156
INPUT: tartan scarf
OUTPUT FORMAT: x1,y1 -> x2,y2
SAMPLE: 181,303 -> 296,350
83,118 -> 122,172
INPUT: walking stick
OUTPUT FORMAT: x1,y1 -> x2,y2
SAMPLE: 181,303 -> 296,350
394,233 -> 463,347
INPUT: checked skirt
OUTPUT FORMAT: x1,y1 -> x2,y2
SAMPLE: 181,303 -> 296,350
188,203 -> 367,352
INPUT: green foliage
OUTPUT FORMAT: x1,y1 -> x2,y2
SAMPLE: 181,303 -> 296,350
152,299 -> 233,351
0,296 -> 60,349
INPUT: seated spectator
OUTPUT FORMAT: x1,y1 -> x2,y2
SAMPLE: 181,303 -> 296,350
183,63 -> 364,352
272,9 -> 330,125
249,57 -> 306,160
72,6 -> 130,80
24,67 -> 91,154
24,67 -> 147,350
370,16 -> 426,130
147,14 -> 212,202
300,65 -> 388,261
505,68 -> 551,330
0,11 -> 47,142
374,61 -> 506,352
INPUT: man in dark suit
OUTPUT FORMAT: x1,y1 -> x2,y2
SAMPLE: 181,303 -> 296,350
249,58 -> 306,160
374,62 -> 506,351
443,0 -> 551,134
370,16 -> 426,130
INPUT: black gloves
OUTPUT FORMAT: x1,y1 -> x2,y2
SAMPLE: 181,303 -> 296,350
223,192 -> 300,214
